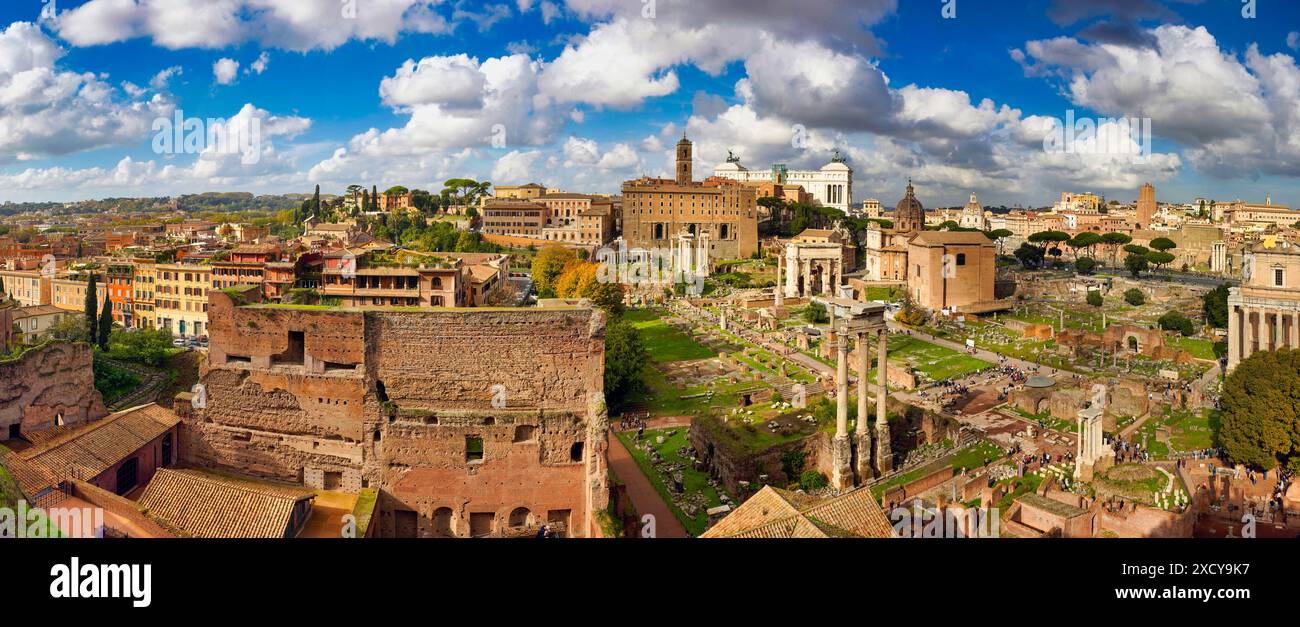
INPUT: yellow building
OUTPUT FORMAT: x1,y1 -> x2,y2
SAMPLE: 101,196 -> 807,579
621,134 -> 758,260
156,262 -> 212,338
0,269 -> 49,307
133,260 -> 158,329
1227,240 -> 1300,371
50,274 -> 106,315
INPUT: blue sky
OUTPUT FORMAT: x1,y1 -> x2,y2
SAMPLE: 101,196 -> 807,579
1,0 -> 1299,209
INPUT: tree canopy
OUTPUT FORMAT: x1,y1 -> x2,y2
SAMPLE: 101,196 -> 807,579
1220,349 -> 1300,471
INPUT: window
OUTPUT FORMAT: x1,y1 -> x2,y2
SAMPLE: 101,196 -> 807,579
956,253 -> 966,266
1275,267 -> 1285,287
466,436 -> 484,463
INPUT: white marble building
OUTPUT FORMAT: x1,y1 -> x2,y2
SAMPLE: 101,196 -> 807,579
713,153 -> 853,213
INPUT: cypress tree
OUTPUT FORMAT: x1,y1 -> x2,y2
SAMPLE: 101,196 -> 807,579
84,273 -> 98,344
97,292 -> 112,351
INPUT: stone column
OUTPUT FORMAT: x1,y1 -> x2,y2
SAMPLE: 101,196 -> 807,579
835,330 -> 849,437
1284,310 -> 1294,351
801,259 -> 811,298
874,328 -> 893,475
831,325 -> 853,490
1258,308 -> 1268,353
1227,304 -> 1239,368
776,252 -> 785,306
856,332 -> 869,435
853,330 -> 874,482
1243,308 -> 1254,360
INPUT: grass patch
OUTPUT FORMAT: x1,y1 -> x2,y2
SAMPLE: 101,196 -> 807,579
615,428 -> 728,536
625,308 -> 715,363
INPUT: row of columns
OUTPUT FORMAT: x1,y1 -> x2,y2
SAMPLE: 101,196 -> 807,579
1229,304 -> 1300,369
831,326 -> 893,489
785,256 -> 843,298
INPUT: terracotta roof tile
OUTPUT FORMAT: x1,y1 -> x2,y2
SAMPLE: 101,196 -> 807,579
138,468 -> 315,538
701,485 -> 895,539
19,404 -> 180,483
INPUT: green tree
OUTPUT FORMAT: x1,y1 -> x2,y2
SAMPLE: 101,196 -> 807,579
1075,257 -> 1098,274
1123,288 -> 1145,306
97,293 -> 113,350
1149,237 -> 1177,252
1220,349 -> 1300,470
1101,232 -> 1132,266
1203,283 -> 1230,328
1145,250 -> 1175,271
1013,242 -> 1045,269
1067,231 -> 1103,259
106,327 -> 176,367
604,320 -> 647,411
803,301 -> 829,324
1124,253 -> 1149,278
1157,310 -> 1195,336
1085,290 -> 1103,306
84,273 -> 98,344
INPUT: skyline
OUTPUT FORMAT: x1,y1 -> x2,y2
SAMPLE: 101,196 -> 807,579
1,0 -> 1299,207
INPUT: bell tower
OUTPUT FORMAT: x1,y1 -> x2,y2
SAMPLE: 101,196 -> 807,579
676,133 -> 693,185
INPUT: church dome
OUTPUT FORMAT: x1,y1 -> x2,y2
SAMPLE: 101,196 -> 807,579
894,180 -> 924,231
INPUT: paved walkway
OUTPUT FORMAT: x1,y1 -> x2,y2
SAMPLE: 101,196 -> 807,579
606,433 -> 687,539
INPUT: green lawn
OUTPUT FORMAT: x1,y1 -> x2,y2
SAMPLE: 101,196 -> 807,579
879,334 -> 991,382
1167,336 -> 1217,360
1157,408 -> 1218,453
864,286 -> 903,302
625,308 -> 715,363
615,428 -> 728,536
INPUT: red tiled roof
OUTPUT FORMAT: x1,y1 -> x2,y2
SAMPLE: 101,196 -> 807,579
701,485 -> 895,539
138,468 -> 315,538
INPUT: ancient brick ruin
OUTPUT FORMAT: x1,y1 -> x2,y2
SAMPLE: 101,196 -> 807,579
187,289 -> 609,537
0,341 -> 108,439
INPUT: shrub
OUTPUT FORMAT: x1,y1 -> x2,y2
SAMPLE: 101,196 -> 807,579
799,470 -> 829,491
1123,288 -> 1145,306
1075,257 -> 1097,274
1158,311 -> 1195,336
1086,290 -> 1103,307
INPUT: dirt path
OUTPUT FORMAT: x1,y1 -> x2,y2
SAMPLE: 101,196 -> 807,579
606,433 -> 687,539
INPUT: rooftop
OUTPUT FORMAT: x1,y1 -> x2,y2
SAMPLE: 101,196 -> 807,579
138,468 -> 315,538
701,485 -> 894,538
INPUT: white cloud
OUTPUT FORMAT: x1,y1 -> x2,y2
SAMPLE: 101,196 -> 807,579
54,0 -> 455,52
149,65 -> 182,89
313,52 -> 561,182
0,22 -> 173,163
491,149 -> 544,183
248,51 -> 270,75
213,58 -> 240,85
1018,25 -> 1300,178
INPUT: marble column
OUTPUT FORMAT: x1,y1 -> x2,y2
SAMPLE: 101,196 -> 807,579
835,331 -> 848,437
1243,308 -> 1255,360
1228,304 -> 1240,369
801,259 -> 811,298
831,325 -> 853,489
1292,311 -> 1299,349
776,252 -> 785,306
1263,310 -> 1274,352
874,328 -> 893,475
853,330 -> 876,482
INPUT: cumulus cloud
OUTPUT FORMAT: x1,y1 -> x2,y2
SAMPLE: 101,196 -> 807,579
0,103 -> 311,198
1017,24 -> 1300,178
53,0 -> 455,52
0,22 -> 174,163
213,58 -> 240,85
